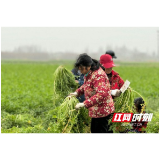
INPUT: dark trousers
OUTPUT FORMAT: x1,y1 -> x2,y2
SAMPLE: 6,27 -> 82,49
91,114 -> 113,133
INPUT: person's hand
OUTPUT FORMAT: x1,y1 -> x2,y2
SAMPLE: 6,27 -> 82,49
69,92 -> 78,96
67,92 -> 78,99
75,103 -> 85,110
111,89 -> 122,97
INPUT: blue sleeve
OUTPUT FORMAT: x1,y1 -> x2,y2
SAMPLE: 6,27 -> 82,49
78,74 -> 84,86
78,79 -> 84,86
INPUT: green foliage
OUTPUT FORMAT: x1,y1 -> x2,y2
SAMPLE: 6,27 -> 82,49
146,111 -> 159,133
51,66 -> 90,133
50,97 -> 80,133
146,97 -> 159,133
114,88 -> 135,113
53,65 -> 78,95
109,88 -> 135,133
1,61 -> 159,133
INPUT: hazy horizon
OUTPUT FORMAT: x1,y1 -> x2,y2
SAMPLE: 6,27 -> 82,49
1,27 -> 159,55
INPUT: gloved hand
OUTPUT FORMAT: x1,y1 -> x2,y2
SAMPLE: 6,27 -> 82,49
75,103 -> 85,110
111,89 -> 122,97
67,92 -> 78,99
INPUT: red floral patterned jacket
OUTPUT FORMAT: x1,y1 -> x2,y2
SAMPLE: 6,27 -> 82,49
109,70 -> 124,90
76,67 -> 114,118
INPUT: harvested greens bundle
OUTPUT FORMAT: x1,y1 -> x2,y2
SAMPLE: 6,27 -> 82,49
53,96 -> 90,134
51,96 -> 79,133
53,65 -> 78,96
109,87 -> 146,133
53,65 -> 78,106
52,65 -> 90,133
51,96 -> 90,133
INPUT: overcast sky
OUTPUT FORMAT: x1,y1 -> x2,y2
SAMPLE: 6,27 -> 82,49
1,27 -> 158,55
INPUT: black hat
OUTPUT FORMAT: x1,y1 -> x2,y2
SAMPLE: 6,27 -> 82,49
105,50 -> 117,58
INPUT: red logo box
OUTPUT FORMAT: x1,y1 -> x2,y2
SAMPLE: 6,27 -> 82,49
112,113 -> 133,122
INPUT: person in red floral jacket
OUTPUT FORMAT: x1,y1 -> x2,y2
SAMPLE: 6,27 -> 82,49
100,54 -> 124,98
69,53 -> 114,133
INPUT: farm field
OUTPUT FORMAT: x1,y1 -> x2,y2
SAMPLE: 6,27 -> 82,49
1,61 -> 159,133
